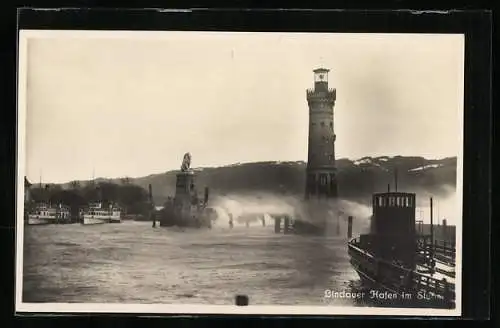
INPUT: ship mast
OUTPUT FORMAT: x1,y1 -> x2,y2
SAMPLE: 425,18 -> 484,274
394,168 -> 398,192
430,197 -> 435,259
149,184 -> 156,228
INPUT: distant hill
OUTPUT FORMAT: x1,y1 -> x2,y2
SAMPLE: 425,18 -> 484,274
59,156 -> 457,206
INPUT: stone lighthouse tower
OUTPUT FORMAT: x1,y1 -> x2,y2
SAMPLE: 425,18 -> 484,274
305,68 -> 338,199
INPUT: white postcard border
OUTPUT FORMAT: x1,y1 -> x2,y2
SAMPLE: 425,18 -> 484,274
15,29 -> 464,317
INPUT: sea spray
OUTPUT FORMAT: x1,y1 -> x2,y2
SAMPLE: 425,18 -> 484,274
209,192 -> 373,234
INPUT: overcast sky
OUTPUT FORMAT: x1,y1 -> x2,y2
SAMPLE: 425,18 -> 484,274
20,31 -> 464,184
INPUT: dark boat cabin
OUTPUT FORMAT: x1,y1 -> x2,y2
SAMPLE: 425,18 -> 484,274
364,192 -> 418,267
371,192 -> 416,237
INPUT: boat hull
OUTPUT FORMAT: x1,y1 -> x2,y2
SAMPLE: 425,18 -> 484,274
82,216 -> 109,225
82,215 -> 121,225
27,216 -> 54,225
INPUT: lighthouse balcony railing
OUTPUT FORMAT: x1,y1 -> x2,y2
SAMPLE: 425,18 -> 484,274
306,88 -> 336,97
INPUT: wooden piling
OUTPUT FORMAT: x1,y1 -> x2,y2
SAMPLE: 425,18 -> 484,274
274,217 -> 281,233
204,187 -> 209,205
336,215 -> 340,235
149,184 -> 156,228
284,216 -> 290,234
442,218 -> 447,243
347,216 -> 353,238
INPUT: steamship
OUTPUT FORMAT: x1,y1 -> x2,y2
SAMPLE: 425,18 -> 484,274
81,202 -> 122,225
27,203 -> 71,225
348,189 -> 456,308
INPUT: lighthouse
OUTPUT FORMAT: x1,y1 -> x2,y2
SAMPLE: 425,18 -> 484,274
305,68 -> 338,199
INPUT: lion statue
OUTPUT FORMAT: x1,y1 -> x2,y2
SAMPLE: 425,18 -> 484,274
181,152 -> 192,172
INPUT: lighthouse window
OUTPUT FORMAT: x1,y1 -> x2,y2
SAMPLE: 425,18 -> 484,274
378,197 -> 383,207
408,197 -> 413,207
320,175 -> 327,185
389,197 -> 395,206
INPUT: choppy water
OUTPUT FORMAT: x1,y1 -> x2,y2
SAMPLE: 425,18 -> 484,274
23,221 -> 362,306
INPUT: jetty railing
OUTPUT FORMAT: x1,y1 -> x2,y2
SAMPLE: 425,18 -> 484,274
433,240 -> 456,258
412,272 -> 455,302
349,237 -> 455,304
